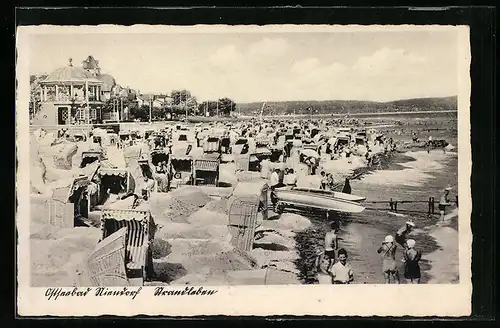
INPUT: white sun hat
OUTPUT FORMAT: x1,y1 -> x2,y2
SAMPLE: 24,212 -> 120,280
384,235 -> 394,243
407,239 -> 416,248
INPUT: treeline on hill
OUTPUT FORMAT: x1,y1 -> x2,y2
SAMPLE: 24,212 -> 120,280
237,96 -> 458,116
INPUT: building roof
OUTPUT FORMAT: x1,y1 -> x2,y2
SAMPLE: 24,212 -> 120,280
138,94 -> 154,102
97,74 -> 116,92
42,58 -> 102,84
82,56 -> 100,70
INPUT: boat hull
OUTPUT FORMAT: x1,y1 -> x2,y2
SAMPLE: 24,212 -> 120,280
291,187 -> 366,203
274,189 -> 365,214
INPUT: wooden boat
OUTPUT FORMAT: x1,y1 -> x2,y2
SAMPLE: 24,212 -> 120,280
287,187 -> 366,203
274,187 -> 365,214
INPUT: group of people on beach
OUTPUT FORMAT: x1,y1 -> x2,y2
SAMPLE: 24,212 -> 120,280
315,220 -> 354,284
315,218 -> 423,284
379,220 -> 422,284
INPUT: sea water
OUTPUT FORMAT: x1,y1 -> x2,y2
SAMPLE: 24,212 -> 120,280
295,148 -> 459,284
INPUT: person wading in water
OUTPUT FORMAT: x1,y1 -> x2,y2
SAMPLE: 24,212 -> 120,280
377,235 -> 400,284
403,239 -> 422,284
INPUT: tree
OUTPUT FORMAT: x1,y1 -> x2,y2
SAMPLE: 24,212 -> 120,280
217,98 -> 236,116
169,104 -> 186,115
29,74 -> 48,118
186,96 -> 198,115
198,101 -> 215,116
151,107 -> 164,121
171,89 -> 192,105
130,104 -> 150,121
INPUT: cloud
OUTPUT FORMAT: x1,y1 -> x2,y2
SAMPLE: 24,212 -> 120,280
290,57 -> 320,74
209,37 -> 290,70
248,37 -> 290,58
208,44 -> 243,67
354,47 -> 428,72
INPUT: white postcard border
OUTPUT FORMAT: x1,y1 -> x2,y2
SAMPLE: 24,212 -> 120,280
16,24 -> 472,317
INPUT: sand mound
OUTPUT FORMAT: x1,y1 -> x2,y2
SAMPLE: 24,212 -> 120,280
268,261 -> 300,274
30,227 -> 101,287
249,248 -> 300,268
156,222 -> 231,242
151,239 -> 172,259
161,189 -> 212,223
163,238 -> 256,274
235,171 -> 261,182
261,213 -> 311,232
186,208 -> 228,226
143,193 -> 171,221
254,231 -> 296,251
166,238 -> 233,257
203,198 -> 229,214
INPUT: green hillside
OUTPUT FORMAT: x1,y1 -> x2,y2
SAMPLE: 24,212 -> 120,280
236,96 -> 457,116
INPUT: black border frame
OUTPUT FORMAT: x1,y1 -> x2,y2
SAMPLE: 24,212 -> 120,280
9,5 -> 496,322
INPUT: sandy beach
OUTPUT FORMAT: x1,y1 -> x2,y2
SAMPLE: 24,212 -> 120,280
28,113 -> 459,287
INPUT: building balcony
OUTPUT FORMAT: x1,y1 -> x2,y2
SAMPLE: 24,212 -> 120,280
42,98 -> 103,105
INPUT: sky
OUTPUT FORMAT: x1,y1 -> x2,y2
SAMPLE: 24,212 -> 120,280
28,28 -> 460,103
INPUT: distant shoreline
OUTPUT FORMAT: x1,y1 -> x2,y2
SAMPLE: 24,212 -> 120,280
239,109 -> 458,119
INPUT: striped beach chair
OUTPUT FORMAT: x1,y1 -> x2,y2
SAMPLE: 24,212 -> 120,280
100,208 -> 157,285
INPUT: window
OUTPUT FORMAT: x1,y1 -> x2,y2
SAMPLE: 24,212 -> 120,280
77,108 -> 86,121
46,86 -> 56,101
58,85 -> 70,101
91,108 -> 97,119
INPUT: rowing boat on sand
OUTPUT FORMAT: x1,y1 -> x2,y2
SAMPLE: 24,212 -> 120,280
274,187 -> 366,214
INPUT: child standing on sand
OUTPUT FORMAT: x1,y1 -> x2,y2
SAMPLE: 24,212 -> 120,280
377,235 -> 400,284
315,248 -> 333,284
403,239 -> 422,284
